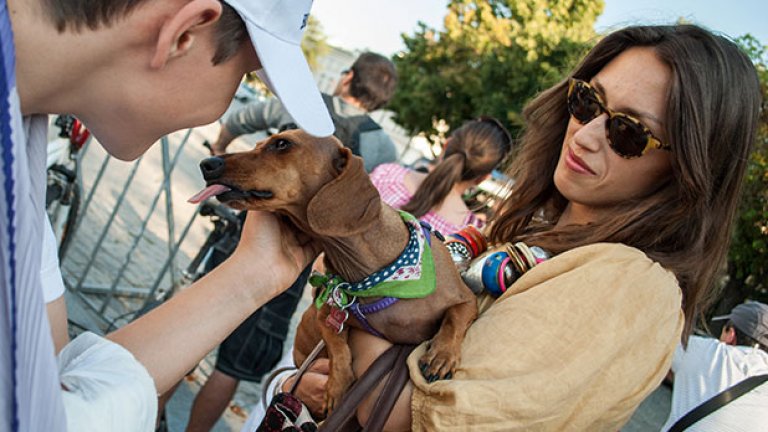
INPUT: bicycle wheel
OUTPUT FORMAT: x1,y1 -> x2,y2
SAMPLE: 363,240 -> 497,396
57,184 -> 80,260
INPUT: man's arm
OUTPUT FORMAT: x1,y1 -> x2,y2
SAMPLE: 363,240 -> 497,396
108,211 -> 318,394
47,297 -> 69,354
210,98 -> 288,155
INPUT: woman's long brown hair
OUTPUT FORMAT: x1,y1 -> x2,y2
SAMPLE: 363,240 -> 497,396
402,118 -> 511,218
487,25 -> 762,338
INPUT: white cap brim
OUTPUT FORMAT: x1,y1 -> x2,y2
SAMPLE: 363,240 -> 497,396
245,21 -> 334,137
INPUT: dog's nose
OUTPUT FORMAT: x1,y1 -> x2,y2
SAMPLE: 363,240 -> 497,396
200,157 -> 225,180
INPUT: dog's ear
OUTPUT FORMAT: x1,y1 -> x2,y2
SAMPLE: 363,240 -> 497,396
307,147 -> 382,237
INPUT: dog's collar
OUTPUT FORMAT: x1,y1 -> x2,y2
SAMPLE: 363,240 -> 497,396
314,212 -> 436,303
312,212 -> 437,337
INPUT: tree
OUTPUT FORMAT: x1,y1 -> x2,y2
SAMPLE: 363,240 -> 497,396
709,34 -> 768,323
246,16 -> 328,93
388,0 -> 604,143
301,15 -> 330,70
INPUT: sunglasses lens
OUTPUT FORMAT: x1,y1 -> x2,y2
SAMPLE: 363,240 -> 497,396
608,116 -> 649,158
568,83 -> 602,124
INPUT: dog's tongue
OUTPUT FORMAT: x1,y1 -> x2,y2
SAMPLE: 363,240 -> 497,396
188,184 -> 231,204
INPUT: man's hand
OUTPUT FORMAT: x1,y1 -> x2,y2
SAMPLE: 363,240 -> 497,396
284,358 -> 330,419
231,211 -> 319,297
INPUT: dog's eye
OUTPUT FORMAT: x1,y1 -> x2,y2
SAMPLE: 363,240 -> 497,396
273,139 -> 292,152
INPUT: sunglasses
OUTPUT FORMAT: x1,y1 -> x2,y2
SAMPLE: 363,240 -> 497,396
567,78 -> 670,159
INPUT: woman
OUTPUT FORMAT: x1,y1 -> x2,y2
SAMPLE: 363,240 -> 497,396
370,117 -> 512,234
285,24 -> 761,431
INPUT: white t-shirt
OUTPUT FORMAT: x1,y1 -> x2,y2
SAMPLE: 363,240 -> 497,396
662,335 -> 768,431
41,215 -> 66,303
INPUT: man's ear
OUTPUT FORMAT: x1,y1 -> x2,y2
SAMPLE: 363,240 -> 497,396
342,69 -> 355,87
720,325 -> 737,345
150,0 -> 223,69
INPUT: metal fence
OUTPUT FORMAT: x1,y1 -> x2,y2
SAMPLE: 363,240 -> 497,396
57,92 -> 420,336
60,122 -> 217,334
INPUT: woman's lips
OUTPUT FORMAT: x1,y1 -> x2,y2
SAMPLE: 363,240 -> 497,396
565,148 -> 597,175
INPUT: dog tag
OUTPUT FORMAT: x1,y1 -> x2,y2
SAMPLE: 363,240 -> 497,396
326,307 -> 349,334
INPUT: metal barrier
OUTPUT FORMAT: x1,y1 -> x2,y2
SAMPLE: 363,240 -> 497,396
60,123 -> 214,334
58,83 -> 422,335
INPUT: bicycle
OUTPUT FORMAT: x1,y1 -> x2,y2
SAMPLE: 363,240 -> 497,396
100,198 -> 242,337
46,114 -> 90,258
181,199 -> 243,284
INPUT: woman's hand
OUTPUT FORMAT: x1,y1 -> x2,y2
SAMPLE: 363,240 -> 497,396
284,358 -> 330,419
231,211 -> 319,297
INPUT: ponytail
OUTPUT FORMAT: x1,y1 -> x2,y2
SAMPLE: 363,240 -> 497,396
402,152 -> 466,218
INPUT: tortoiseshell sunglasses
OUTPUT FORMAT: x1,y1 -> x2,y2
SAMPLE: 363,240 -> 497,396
567,78 -> 671,159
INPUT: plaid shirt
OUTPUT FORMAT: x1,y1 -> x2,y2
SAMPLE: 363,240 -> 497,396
370,163 -> 484,235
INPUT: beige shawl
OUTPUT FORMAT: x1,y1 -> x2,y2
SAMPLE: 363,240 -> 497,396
408,243 -> 683,431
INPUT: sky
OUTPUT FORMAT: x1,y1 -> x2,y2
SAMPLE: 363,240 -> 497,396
312,0 -> 768,57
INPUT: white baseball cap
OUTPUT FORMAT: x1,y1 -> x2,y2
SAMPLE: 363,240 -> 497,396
225,0 -> 334,137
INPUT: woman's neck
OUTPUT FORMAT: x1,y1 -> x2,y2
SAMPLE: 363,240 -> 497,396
556,203 -> 600,227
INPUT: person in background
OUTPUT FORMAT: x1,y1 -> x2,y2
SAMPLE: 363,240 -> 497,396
370,117 -> 512,235
661,301 -> 768,431
208,51 -> 399,173
0,0 -> 330,430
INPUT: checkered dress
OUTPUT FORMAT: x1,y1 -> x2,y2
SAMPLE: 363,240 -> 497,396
370,163 -> 484,235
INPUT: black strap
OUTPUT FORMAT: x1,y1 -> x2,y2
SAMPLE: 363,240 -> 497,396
668,374 -> 768,432
363,345 -> 415,432
260,340 -> 326,410
318,344 -> 416,432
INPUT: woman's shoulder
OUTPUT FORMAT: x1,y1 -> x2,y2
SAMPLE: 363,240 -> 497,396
496,242 -> 681,308
558,243 -> 671,271
552,242 -> 679,289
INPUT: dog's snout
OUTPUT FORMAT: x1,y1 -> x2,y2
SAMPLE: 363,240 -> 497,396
200,157 -> 225,180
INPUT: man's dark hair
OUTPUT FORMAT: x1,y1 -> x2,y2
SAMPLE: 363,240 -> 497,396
41,0 -> 248,65
348,52 -> 398,111
726,321 -> 768,353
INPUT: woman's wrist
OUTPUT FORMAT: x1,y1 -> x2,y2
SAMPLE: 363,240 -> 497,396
278,372 -> 297,395
262,368 -> 299,410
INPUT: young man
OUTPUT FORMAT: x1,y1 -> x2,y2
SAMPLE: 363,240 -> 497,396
662,301 -> 768,431
209,51 -> 399,173
0,0 -> 331,430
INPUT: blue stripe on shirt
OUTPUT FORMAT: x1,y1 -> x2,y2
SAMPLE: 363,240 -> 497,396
0,1 -> 19,430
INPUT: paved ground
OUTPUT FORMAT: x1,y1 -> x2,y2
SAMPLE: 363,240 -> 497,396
56,96 -> 674,431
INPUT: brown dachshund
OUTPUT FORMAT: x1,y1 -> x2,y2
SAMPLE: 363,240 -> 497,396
190,129 -> 478,413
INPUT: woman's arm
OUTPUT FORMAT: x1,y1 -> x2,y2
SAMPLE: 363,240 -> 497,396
349,330 -> 413,432
289,330 -> 412,430
108,211 -> 318,394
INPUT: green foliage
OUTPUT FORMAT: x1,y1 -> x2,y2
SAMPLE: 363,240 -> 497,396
246,16 -> 328,94
301,16 -> 330,70
387,0 -> 604,141
725,35 -> 768,305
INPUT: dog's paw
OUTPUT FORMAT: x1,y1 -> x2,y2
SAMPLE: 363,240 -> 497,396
322,369 -> 355,415
418,345 -> 459,383
322,391 -> 339,416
